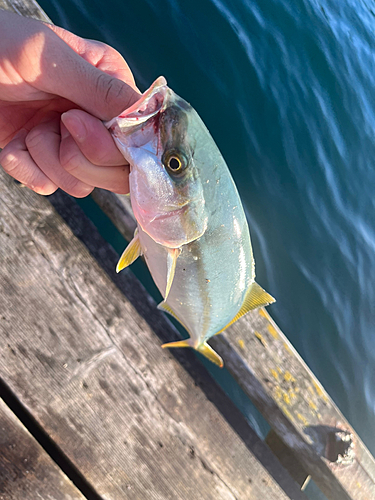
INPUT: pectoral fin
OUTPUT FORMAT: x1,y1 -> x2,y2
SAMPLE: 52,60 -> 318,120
116,230 -> 141,273
165,248 -> 181,299
215,282 -> 275,335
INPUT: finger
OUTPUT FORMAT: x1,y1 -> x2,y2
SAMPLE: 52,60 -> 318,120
25,115 -> 94,198
60,132 -> 129,193
0,129 -> 58,195
61,109 -> 125,166
34,27 -> 140,120
46,24 -> 139,89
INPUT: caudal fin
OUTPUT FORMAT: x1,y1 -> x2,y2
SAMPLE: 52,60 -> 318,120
161,339 -> 224,368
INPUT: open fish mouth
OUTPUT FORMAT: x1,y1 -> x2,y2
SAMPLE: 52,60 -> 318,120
106,77 -> 169,129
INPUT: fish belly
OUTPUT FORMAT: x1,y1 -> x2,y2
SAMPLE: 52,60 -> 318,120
138,220 -> 254,345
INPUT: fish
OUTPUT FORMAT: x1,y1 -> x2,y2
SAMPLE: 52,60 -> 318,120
105,77 -> 275,367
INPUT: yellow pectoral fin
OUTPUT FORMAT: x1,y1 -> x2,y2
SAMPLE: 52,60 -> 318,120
165,248 -> 181,299
215,281 -> 275,336
116,230 -> 141,273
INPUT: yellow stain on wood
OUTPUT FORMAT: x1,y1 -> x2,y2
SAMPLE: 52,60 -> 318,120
254,331 -> 267,347
284,371 -> 296,383
288,389 -> 297,400
270,368 -> 279,381
238,339 -> 245,350
308,386 -> 315,397
297,413 -> 309,426
308,401 -> 318,412
283,393 -> 291,405
258,308 -> 269,320
313,380 -> 323,396
267,323 -> 279,340
284,342 -> 293,354
274,386 -> 283,400
281,405 -> 293,421
356,482 -> 362,489
313,380 -> 329,402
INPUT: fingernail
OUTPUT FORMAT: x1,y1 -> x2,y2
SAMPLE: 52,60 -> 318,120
61,113 -> 87,142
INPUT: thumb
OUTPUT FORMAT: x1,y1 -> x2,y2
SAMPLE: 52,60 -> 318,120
35,26 -> 141,120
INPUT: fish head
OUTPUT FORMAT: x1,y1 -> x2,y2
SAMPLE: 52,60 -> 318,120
106,77 -> 208,248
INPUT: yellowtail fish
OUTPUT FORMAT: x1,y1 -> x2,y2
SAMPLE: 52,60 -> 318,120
106,77 -> 275,367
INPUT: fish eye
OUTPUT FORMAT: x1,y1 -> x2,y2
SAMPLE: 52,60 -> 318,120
163,150 -> 188,175
168,156 -> 182,171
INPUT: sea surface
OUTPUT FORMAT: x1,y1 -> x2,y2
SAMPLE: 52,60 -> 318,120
38,0 -> 375,498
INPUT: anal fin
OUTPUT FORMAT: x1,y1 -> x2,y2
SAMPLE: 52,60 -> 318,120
157,301 -> 188,331
116,230 -> 141,273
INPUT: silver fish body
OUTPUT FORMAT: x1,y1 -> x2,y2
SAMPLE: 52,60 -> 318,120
106,77 -> 274,366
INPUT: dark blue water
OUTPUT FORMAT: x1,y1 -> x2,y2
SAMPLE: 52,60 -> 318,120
39,0 -> 375,497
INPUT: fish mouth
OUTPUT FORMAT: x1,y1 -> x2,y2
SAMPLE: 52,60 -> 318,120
152,203 -> 190,222
136,201 -> 189,225
105,77 -> 169,129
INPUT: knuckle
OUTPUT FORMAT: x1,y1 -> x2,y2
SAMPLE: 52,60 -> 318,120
25,128 -> 45,150
97,73 -> 123,106
60,147 -> 81,174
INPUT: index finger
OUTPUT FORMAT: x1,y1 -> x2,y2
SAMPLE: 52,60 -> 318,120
61,109 -> 125,166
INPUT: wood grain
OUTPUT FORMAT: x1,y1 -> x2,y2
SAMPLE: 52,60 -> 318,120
0,0 -> 51,21
0,168 -> 307,500
0,398 -> 85,500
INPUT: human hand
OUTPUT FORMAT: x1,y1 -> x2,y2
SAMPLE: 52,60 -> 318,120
0,10 -> 140,196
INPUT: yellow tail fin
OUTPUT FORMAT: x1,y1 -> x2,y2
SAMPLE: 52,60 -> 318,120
161,339 -> 224,368
161,339 -> 191,349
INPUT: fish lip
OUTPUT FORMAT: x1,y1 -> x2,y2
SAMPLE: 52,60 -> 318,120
137,202 -> 189,225
152,203 -> 189,221
105,77 -> 168,129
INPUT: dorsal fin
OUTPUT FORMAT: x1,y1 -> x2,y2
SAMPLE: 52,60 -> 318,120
215,281 -> 275,336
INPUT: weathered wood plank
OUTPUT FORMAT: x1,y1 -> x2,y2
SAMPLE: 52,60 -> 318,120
0,0 -> 51,21
88,187 -> 375,500
0,398 -> 85,500
0,168 -> 307,499
211,311 -> 375,500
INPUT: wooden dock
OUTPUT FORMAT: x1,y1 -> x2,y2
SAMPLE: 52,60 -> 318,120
1,2 -> 375,499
